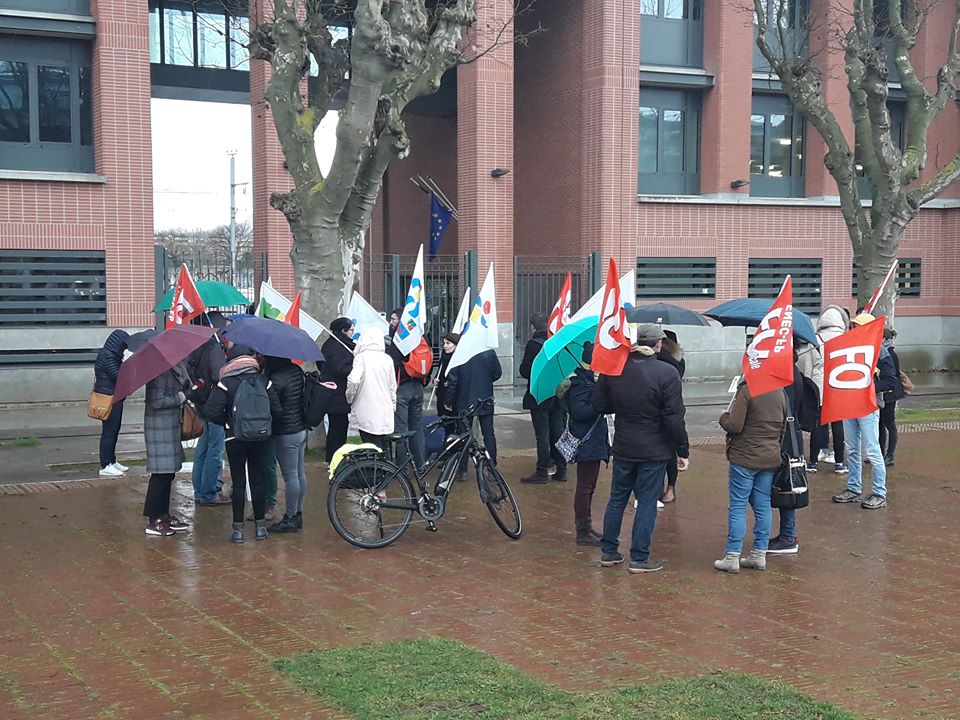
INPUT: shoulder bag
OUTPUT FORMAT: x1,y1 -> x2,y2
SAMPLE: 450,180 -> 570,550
87,391 -> 113,421
771,395 -> 809,510
555,414 -> 603,464
180,401 -> 205,441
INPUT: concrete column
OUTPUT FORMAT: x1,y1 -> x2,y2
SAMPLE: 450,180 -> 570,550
581,0 -> 640,270
457,0 -> 515,323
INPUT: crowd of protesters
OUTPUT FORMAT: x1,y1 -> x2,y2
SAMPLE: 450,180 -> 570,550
95,302 -> 904,566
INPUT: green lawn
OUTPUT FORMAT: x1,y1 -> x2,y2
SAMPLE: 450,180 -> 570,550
276,637 -> 864,720
897,407 -> 960,424
0,437 -> 40,448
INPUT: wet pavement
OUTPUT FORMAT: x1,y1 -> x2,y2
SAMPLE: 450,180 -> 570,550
1,427 -> 960,719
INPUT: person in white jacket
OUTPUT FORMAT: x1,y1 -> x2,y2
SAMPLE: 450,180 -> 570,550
345,327 -> 397,449
803,304 -> 850,474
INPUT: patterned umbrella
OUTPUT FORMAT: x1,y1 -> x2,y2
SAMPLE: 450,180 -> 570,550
113,325 -> 215,402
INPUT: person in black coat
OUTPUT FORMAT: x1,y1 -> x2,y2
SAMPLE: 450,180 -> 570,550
94,329 -> 130,476
434,332 -> 460,417
320,317 -> 355,463
657,330 -> 685,503
879,328 -> 904,466
445,348 -> 502,463
204,344 -> 283,543
562,342 -> 610,547
187,331 -> 228,505
592,324 -> 690,573
264,355 -> 308,534
519,313 -> 566,483
768,358 -> 805,555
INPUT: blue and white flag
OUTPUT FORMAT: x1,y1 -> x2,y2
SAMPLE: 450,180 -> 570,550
429,194 -> 454,261
393,244 -> 426,355
452,286 -> 471,334
346,291 -> 388,342
447,263 -> 498,373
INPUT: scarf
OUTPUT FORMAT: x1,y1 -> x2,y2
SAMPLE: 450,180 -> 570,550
219,355 -> 260,380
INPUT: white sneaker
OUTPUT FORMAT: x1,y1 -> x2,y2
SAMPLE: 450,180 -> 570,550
824,452 -> 836,464
657,500 -> 665,510
99,464 -> 123,477
111,462 -> 129,473
817,450 -> 829,462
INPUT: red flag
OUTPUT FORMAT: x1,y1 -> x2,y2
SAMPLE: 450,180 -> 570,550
591,258 -> 630,376
285,290 -> 302,328
741,276 -> 794,396
820,316 -> 885,425
547,272 -> 572,338
165,264 -> 205,330
863,260 -> 898,315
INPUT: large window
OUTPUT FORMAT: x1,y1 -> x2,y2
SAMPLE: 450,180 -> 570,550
149,1 -> 249,71
638,89 -> 700,195
640,0 -> 703,67
0,36 -> 93,173
753,0 -> 809,70
749,94 -> 804,197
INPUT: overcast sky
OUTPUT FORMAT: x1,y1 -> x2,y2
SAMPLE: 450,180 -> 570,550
151,98 -> 337,232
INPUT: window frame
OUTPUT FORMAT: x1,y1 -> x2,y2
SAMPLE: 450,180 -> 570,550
149,0 -> 249,71
640,0 -> 704,67
749,93 -> 805,198
637,87 -> 701,196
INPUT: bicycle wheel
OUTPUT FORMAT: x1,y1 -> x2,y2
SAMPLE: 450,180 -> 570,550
477,459 -> 522,539
328,458 -> 417,549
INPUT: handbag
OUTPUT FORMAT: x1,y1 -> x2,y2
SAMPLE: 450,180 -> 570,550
87,391 -> 113,421
771,396 -> 809,510
555,415 -> 603,464
180,401 -> 205,441
899,371 -> 914,396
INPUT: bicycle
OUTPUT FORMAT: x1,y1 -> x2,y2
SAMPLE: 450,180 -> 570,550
326,398 -> 522,549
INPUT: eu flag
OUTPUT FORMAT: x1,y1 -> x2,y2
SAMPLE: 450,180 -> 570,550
429,193 -> 453,261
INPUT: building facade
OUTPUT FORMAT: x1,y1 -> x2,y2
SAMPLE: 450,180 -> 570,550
1,0 -> 958,402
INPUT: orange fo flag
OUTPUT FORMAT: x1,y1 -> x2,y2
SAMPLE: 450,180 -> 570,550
591,258 -> 630,376
165,264 -> 205,330
547,272 -> 572,338
820,316 -> 885,425
741,276 -> 794,397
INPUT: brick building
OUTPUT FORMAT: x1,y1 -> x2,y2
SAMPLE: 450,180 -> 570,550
1,1 -> 958,402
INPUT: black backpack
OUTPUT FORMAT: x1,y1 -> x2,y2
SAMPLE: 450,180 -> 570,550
797,375 -> 821,433
231,373 -> 273,441
302,371 -> 337,429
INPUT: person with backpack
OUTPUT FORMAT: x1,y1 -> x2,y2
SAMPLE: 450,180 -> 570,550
320,317 -> 355,462
387,308 -> 430,469
93,329 -> 130,478
346,327 -> 397,450
445,346 -> 502,463
204,345 -> 282,542
263,356 -> 308,534
519,313 -> 566,484
187,316 -> 228,506
878,327 -> 904,467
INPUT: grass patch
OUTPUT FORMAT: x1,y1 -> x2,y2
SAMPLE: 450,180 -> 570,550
0,437 -> 40,448
276,637 -> 862,720
898,407 -> 960,424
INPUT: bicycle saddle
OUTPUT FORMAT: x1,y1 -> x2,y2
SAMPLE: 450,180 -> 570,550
386,430 -> 417,441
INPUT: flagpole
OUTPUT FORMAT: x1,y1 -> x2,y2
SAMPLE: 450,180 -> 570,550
425,176 -> 459,218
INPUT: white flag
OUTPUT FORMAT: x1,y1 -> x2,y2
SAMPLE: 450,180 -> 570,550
346,292 -> 389,342
570,269 -> 636,323
393,244 -> 426,355
447,264 -> 498,372
452,286 -> 471,334
256,281 -> 325,340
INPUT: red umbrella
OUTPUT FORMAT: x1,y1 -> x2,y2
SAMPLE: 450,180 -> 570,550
113,325 -> 215,402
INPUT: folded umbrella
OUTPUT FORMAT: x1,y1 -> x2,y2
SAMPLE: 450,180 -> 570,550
154,280 -> 250,311
625,302 -> 710,327
221,316 -> 324,362
529,317 -> 598,404
113,325 -> 215,402
704,298 -> 818,345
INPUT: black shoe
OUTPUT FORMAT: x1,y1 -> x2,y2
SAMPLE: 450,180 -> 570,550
230,522 -> 244,543
767,535 -> 799,554
255,519 -> 268,540
520,471 -> 550,484
552,468 -> 568,482
600,552 -> 624,567
884,456 -> 895,467
269,514 -> 298,533
295,511 -> 303,529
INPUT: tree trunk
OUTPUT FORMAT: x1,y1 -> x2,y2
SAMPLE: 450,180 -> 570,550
287,215 -> 355,328
854,221 -> 905,324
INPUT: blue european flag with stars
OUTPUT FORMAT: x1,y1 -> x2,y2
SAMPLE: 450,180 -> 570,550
429,194 -> 453,261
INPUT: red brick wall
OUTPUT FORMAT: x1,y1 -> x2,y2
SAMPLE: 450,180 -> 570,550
0,0 -> 156,328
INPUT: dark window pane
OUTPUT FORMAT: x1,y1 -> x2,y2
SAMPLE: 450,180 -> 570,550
164,7 -> 194,66
229,16 -> 249,70
639,106 -> 659,172
198,12 -> 227,68
750,114 -> 765,174
38,65 -> 72,143
0,61 -> 29,142
149,4 -> 161,63
661,109 -> 685,172
79,65 -> 92,146
641,0 -> 658,15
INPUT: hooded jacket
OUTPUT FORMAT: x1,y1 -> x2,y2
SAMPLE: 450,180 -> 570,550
519,330 -> 550,410
797,305 -> 850,400
345,328 -> 397,435
720,382 -> 787,471
93,329 -> 130,394
564,366 -> 610,463
265,356 -> 307,436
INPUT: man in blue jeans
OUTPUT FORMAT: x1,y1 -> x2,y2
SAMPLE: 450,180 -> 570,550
832,313 -> 897,510
188,324 -> 229,506
592,324 -> 690,574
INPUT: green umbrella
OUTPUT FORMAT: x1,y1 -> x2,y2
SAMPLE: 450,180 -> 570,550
529,316 -> 599,404
154,280 -> 250,311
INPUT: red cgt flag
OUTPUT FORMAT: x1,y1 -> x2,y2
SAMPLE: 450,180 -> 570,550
166,264 -> 205,330
591,258 -> 630,376
547,271 -> 572,338
820,316 -> 885,425
741,276 -> 795,397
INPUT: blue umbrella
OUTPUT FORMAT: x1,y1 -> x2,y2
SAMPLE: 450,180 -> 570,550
704,298 -> 818,345
221,317 -> 325,361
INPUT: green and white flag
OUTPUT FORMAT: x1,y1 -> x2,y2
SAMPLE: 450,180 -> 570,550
256,281 -> 325,340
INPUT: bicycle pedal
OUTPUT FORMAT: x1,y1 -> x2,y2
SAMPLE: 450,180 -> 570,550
425,523 -> 438,533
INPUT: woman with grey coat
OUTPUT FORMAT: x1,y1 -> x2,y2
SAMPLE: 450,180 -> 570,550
143,363 -> 191,537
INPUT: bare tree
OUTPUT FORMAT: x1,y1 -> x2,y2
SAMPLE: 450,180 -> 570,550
245,0 -> 486,324
751,0 -> 960,318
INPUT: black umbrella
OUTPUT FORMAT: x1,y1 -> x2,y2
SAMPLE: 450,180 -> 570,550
625,303 -> 710,326
126,329 -> 161,352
